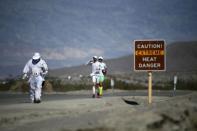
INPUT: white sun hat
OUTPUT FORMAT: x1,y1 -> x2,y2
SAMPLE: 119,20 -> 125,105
93,56 -> 98,59
98,56 -> 103,60
32,52 -> 41,60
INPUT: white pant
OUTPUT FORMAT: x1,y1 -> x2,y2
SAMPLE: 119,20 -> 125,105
92,75 -> 100,84
29,75 -> 43,101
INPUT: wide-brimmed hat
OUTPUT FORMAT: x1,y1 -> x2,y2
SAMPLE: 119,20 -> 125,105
32,52 -> 41,60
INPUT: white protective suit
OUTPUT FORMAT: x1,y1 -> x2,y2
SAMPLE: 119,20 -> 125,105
23,58 -> 48,102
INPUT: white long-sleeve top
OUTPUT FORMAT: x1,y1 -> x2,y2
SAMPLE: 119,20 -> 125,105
87,61 -> 101,76
92,61 -> 101,75
99,62 -> 107,76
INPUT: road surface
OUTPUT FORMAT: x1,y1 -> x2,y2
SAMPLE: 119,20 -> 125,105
0,90 -> 196,131
0,90 -> 192,105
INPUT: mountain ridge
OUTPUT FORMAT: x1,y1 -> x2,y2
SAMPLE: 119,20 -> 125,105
49,41 -> 197,77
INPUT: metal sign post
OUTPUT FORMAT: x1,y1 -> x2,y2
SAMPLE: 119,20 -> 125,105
173,75 -> 178,96
110,78 -> 115,95
134,40 -> 166,104
148,71 -> 152,104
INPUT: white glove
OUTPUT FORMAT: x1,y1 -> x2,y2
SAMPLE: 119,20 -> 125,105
41,71 -> 48,78
86,60 -> 93,65
22,73 -> 27,79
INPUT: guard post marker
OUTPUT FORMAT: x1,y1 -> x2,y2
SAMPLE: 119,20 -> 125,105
134,40 -> 166,104
173,75 -> 178,96
110,78 -> 115,95
148,71 -> 152,104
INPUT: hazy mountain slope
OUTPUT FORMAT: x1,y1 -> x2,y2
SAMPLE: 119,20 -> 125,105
1,41 -> 197,79
0,65 -> 23,79
166,41 -> 197,72
49,55 -> 133,77
49,41 -> 197,77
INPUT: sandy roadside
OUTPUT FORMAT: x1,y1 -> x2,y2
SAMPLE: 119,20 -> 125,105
0,91 -> 197,131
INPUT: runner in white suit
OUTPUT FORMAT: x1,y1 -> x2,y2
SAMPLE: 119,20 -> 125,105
87,56 -> 101,98
22,52 -> 48,103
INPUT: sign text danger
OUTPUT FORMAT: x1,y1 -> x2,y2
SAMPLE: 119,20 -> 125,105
134,40 -> 165,71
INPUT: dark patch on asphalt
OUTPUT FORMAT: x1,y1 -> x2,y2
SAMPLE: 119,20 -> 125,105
122,98 -> 139,105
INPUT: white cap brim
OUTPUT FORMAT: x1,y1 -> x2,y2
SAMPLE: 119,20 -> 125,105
32,55 -> 40,60
32,52 -> 41,60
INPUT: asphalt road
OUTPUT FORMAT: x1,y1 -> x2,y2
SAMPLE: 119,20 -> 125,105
0,90 -> 192,105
